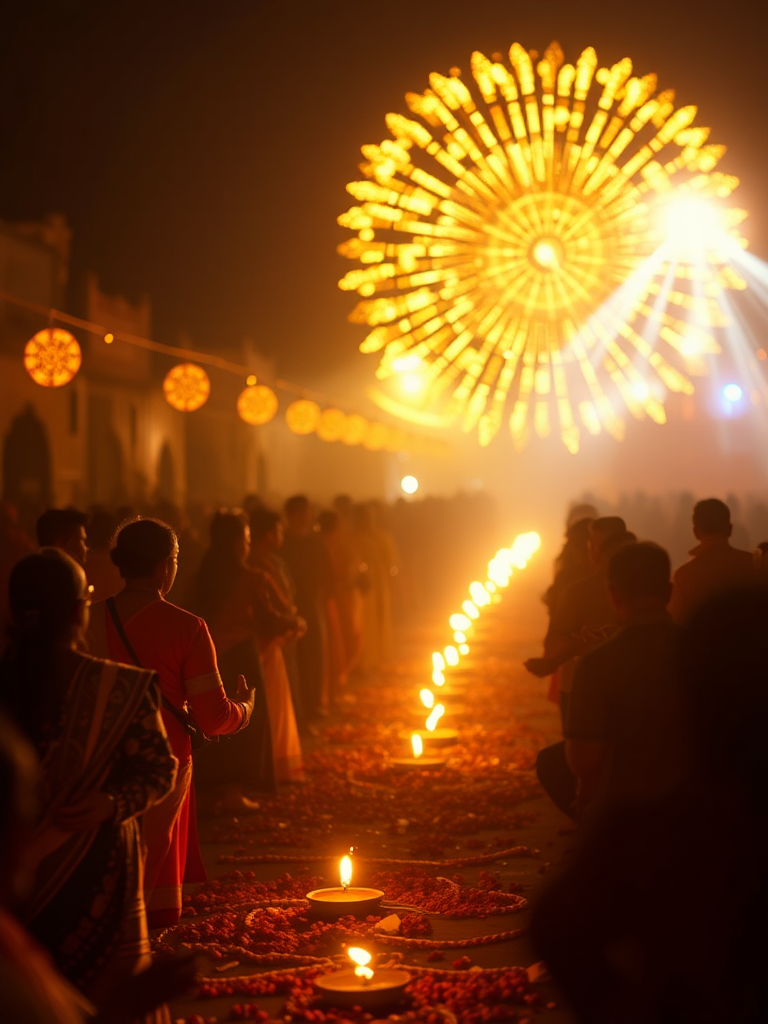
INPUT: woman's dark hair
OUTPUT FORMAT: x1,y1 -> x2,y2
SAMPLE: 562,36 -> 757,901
110,517 -> 177,579
194,511 -> 248,621
249,508 -> 281,543
0,549 -> 85,746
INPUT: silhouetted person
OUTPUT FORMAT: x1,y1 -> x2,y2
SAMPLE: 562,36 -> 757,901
526,517 -> 633,729
669,497 -> 756,624
281,496 -> 334,721
84,511 -> 122,602
36,509 -> 88,567
531,587 -> 768,1023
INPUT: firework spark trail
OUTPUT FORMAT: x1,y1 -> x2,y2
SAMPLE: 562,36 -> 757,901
338,41 -> 749,452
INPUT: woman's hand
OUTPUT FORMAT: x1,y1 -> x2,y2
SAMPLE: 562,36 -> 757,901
51,791 -> 115,832
236,673 -> 256,710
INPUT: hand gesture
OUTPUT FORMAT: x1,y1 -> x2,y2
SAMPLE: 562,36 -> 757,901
235,673 -> 256,712
523,656 -> 559,678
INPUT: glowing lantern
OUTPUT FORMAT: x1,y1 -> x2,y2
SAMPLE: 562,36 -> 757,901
163,363 -> 210,411
348,947 -> 374,981
340,855 -> 353,889
462,600 -> 480,620
237,384 -> 278,425
317,407 -> 347,442
419,688 -> 435,709
342,413 -> 369,445
24,328 -> 82,387
411,733 -> 424,758
363,421 -> 388,451
425,705 -> 445,732
449,613 -> 471,632
286,399 -> 321,435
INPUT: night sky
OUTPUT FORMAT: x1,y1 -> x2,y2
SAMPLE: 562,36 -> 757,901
0,0 -> 765,383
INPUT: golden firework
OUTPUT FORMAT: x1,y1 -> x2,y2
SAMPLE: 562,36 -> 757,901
338,42 -> 748,451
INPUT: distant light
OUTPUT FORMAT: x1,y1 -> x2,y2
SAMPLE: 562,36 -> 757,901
392,354 -> 422,373
401,475 -> 419,495
662,196 -> 729,252
103,332 -> 114,344
723,383 -> 743,403
459,644 -> 470,655
453,630 -> 467,643
444,645 -> 459,666
449,613 -> 471,631
401,373 -> 424,394
246,374 -> 257,386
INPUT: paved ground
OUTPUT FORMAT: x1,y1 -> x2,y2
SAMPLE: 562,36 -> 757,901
167,559 -> 578,1023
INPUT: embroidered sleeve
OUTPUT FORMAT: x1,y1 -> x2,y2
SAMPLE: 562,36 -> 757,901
102,676 -> 178,821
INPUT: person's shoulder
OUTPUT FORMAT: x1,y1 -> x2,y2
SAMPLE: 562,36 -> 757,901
155,600 -> 208,632
729,545 -> 756,565
79,650 -> 156,683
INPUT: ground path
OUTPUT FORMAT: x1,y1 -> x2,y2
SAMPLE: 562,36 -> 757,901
166,556 -> 577,1024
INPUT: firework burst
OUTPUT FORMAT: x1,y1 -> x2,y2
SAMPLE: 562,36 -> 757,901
338,42 -> 748,451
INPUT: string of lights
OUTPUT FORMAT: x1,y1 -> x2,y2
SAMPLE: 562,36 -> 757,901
0,289 -> 451,459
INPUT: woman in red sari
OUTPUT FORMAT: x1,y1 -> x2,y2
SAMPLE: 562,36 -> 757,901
0,548 -> 177,1012
87,518 -> 254,927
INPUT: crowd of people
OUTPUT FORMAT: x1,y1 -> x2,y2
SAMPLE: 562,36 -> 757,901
526,497 -> 768,1022
0,487 -> 494,1023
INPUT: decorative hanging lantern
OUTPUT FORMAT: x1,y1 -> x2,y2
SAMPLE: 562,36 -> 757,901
237,384 -> 278,425
285,399 -> 321,435
163,362 -> 211,411
316,407 -> 347,443
362,421 -> 388,451
341,413 -> 368,445
24,328 -> 82,387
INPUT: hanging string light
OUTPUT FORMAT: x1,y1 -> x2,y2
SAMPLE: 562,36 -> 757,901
24,328 -> 82,387
316,407 -> 347,442
285,399 -> 322,435
163,362 -> 211,411
237,383 -> 279,425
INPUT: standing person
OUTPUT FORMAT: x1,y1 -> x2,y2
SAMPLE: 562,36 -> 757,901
525,517 -> 632,729
281,496 -> 334,720
331,495 -> 365,672
192,511 -> 299,801
0,549 -> 177,1011
351,502 -> 394,674
85,511 -> 123,603
87,518 -> 253,927
247,508 -> 306,783
36,508 -> 89,567
317,511 -> 350,707
531,587 -> 768,1024
669,497 -> 757,623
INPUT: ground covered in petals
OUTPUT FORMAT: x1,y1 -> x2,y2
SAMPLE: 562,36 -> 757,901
164,570 -> 577,1024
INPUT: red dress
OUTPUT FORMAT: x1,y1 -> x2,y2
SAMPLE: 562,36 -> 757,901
88,599 -> 247,927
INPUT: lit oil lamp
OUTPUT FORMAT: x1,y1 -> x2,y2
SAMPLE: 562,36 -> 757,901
315,946 -> 410,1010
390,731 -> 446,771
306,854 -> 384,919
406,704 -> 459,748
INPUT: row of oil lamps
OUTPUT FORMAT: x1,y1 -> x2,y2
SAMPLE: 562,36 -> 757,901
303,533 -> 542,1008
